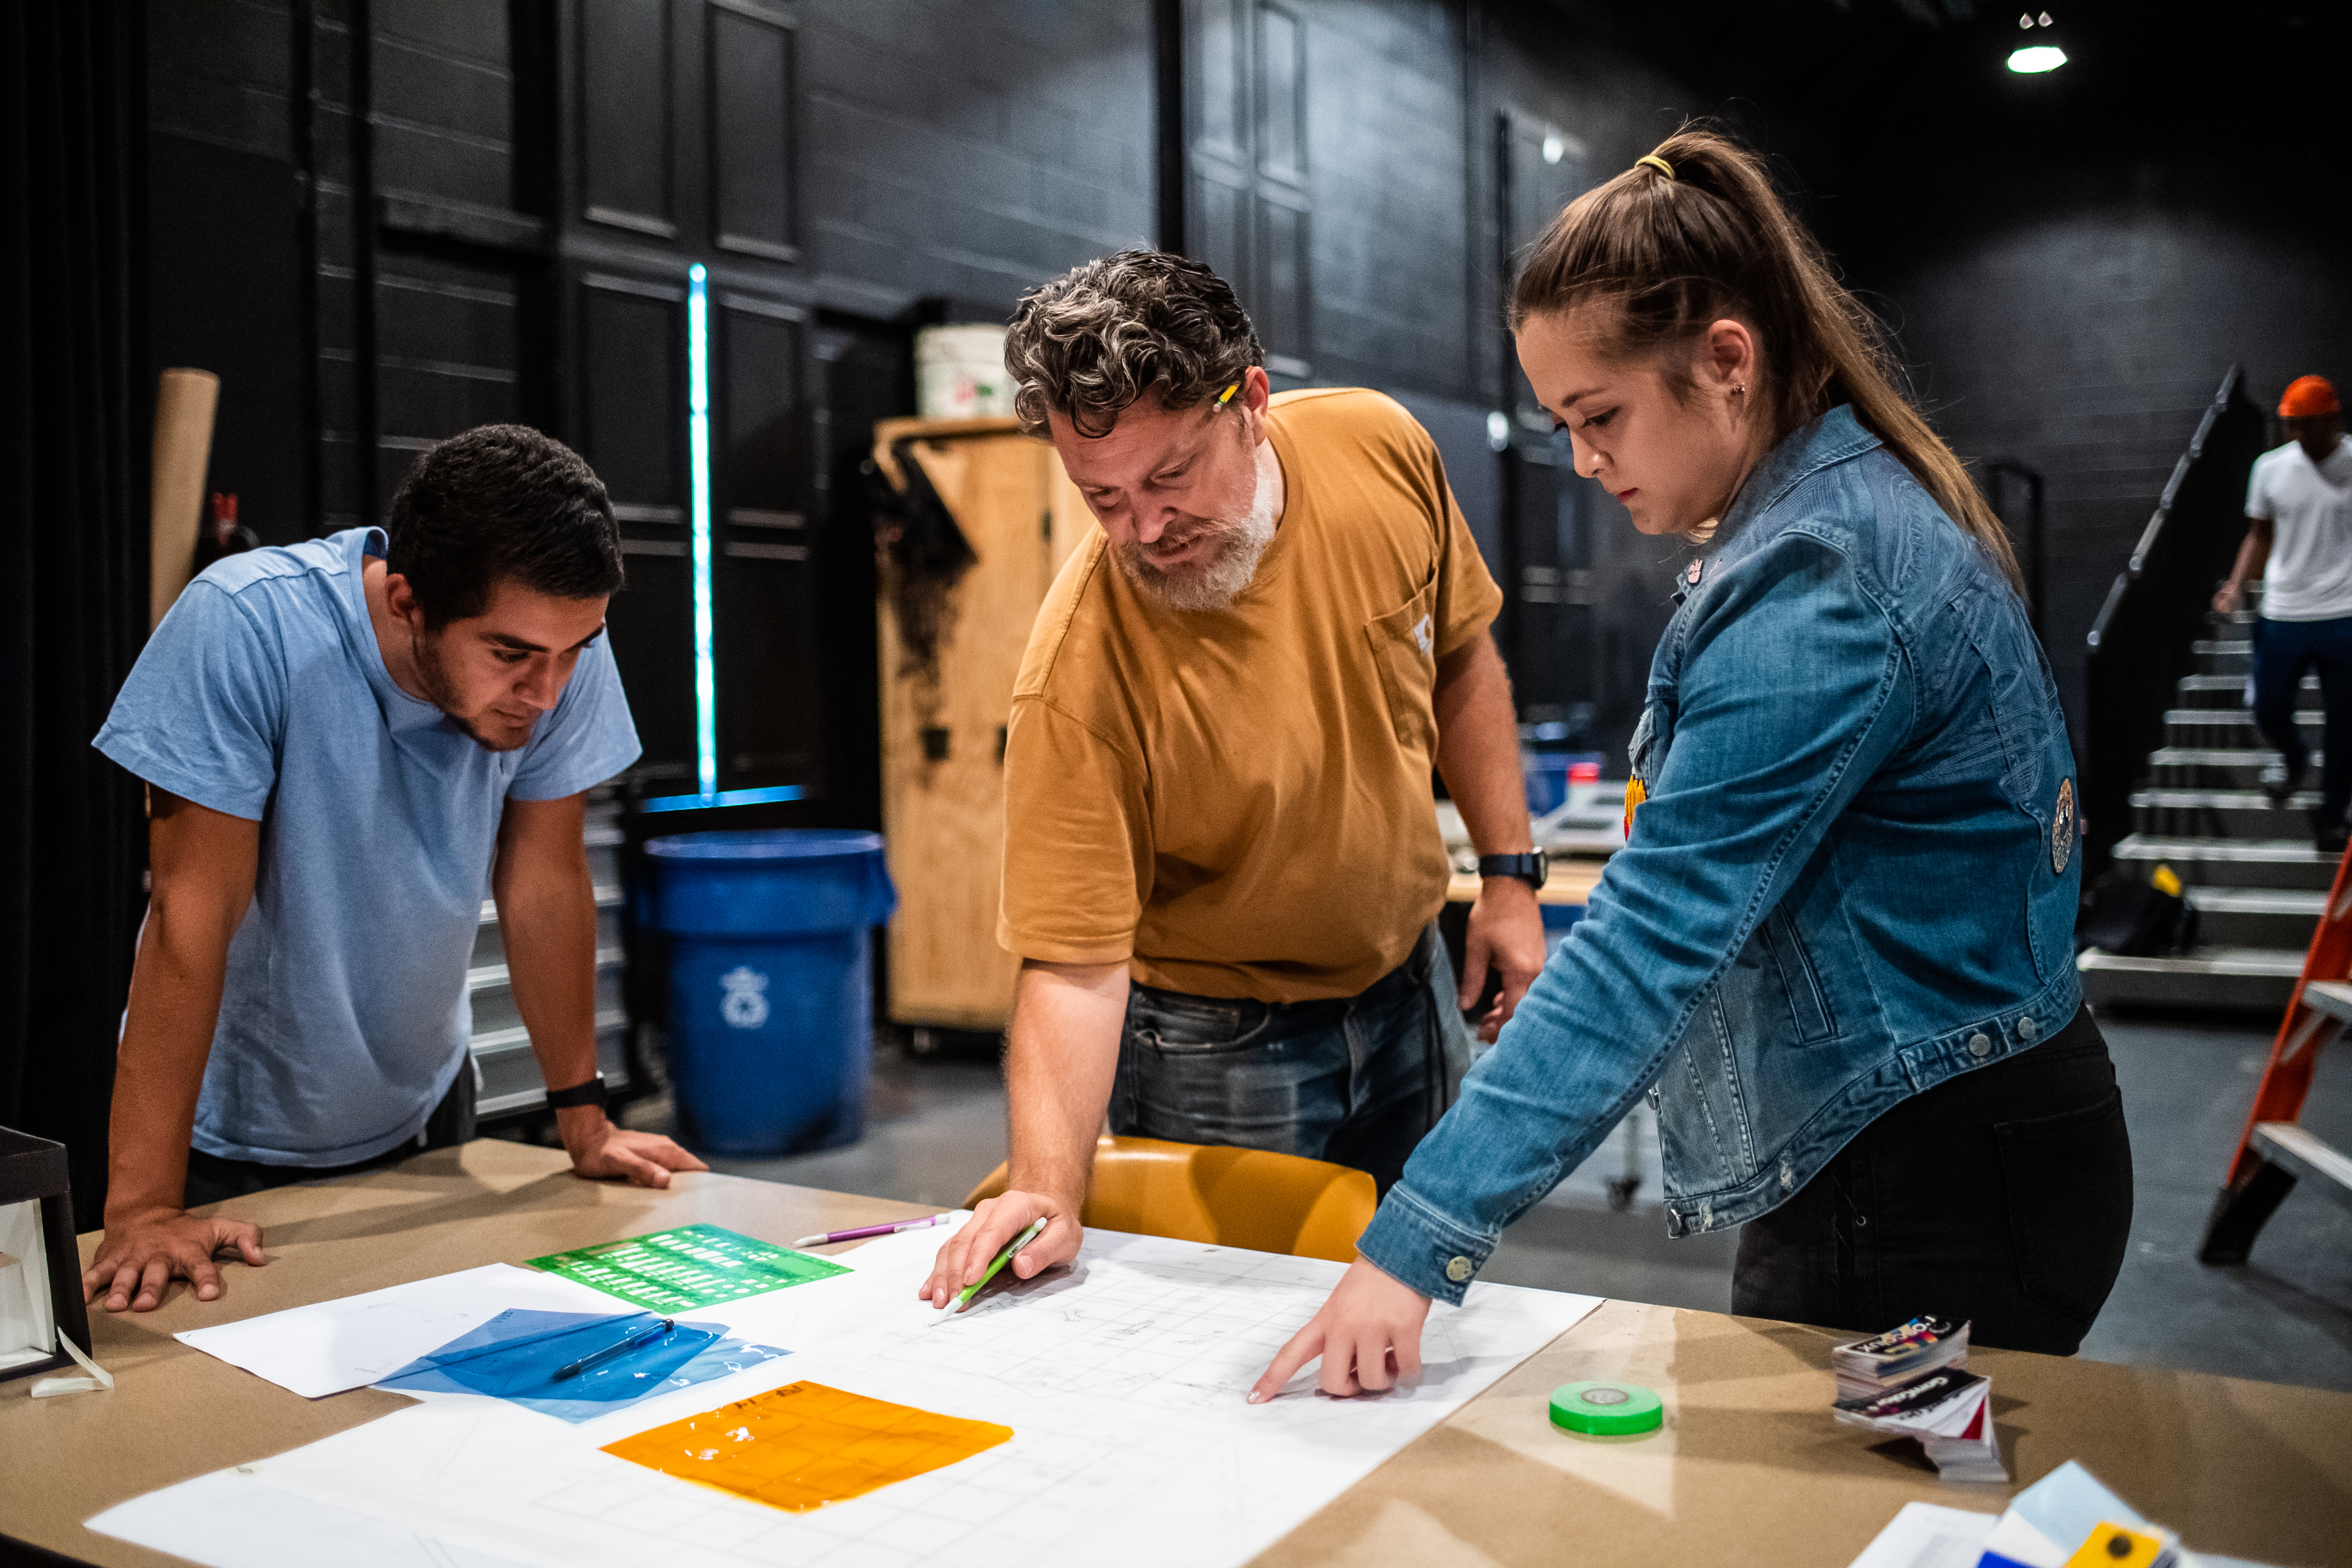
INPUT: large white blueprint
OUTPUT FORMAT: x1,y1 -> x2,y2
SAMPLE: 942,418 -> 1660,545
94,1221 -> 1603,1568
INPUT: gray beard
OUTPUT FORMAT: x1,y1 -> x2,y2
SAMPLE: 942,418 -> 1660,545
1112,455 -> 1279,613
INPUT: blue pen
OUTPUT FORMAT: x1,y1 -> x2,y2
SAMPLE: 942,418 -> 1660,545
553,1317 -> 673,1381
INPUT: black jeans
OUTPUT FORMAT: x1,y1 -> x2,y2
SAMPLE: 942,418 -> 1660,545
2252,612 -> 2352,836
1731,1005 -> 2132,1355
1110,926 -> 1467,1195
182,1059 -> 479,1209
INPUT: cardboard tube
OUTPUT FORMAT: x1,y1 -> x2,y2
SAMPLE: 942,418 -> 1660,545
150,368 -> 220,629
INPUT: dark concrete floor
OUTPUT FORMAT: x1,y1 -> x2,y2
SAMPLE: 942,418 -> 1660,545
615,1011 -> 2352,1394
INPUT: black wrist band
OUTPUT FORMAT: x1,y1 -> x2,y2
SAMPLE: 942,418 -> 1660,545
1477,850 -> 1549,890
544,1074 -> 608,1111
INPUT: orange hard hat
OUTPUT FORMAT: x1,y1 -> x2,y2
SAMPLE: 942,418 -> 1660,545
2279,375 -> 2339,419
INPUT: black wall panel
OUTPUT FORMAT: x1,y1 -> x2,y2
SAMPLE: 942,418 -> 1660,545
721,298 -> 806,518
708,3 -> 797,264
577,271 -> 692,781
577,274 -> 685,510
1181,0 -> 1312,378
579,0 -> 675,237
715,296 -> 815,791
373,253 -> 527,511
147,135 -> 310,549
610,550 -> 697,784
370,5 -> 515,212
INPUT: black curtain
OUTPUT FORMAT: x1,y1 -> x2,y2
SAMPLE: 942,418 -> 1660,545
2,1 -> 148,1229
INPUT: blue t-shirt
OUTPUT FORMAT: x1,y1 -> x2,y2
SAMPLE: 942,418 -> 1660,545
93,527 -> 642,1165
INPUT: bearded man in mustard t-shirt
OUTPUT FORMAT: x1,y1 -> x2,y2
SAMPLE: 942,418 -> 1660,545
922,251 -> 1547,1306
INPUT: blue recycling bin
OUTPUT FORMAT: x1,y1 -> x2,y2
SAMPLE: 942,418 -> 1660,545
641,829 -> 897,1158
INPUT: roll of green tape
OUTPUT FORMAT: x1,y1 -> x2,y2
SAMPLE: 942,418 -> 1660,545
1549,1380 -> 1663,1435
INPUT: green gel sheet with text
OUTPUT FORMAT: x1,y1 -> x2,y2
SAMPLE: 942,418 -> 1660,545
528,1223 -> 851,1313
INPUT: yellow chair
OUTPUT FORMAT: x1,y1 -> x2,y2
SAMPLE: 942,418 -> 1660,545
960,1135 -> 1376,1263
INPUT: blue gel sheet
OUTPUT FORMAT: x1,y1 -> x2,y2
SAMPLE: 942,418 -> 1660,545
376,1308 -> 789,1424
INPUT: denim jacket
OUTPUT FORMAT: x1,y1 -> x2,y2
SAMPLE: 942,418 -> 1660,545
1358,406 -> 2082,1305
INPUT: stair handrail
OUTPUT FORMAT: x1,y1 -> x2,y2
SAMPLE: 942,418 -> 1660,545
2086,364 -> 2243,653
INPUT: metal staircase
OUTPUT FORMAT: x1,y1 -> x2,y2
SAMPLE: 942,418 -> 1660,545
2081,609 -> 2334,1012
464,786 -> 634,1118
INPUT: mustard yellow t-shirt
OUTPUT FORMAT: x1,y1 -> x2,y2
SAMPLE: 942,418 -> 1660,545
997,387 -> 1505,1002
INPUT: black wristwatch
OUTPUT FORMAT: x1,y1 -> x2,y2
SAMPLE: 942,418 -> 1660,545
544,1073 -> 609,1111
1477,850 -> 1549,890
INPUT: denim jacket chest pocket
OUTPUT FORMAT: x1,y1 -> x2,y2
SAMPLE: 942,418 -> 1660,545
1366,571 -> 1441,759
1628,696 -> 1674,796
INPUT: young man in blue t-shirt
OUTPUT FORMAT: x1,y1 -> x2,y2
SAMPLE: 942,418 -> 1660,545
84,425 -> 705,1314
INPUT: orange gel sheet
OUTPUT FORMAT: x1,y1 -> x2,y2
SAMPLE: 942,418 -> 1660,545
602,1380 -> 1013,1513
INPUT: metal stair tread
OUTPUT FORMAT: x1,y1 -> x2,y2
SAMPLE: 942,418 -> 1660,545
2129,788 -> 2319,811
469,1007 -> 629,1057
2150,747 -> 2284,765
479,883 -> 622,925
2178,674 -> 2318,693
2165,708 -> 2319,726
2111,834 -> 2330,864
468,945 -> 626,993
2076,945 -> 2307,977
2187,887 -> 2328,915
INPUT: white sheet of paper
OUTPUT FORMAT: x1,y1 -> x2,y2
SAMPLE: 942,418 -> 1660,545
173,1263 -> 635,1398
99,1223 -> 1603,1568
1845,1500 -> 1998,1568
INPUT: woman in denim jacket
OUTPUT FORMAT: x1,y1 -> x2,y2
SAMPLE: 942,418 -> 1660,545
1255,129 -> 2132,1401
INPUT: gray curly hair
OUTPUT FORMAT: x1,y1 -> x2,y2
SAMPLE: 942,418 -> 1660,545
1006,250 -> 1264,439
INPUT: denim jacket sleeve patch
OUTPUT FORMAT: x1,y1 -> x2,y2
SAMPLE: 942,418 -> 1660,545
1375,530 -> 1916,1299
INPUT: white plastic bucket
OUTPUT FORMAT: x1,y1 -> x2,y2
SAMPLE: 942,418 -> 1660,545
915,324 -> 1014,420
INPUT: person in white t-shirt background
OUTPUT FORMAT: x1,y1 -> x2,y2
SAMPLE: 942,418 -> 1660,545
2216,374 -> 2352,854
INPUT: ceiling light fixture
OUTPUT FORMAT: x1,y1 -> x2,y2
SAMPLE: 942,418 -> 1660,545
2008,43 -> 2067,72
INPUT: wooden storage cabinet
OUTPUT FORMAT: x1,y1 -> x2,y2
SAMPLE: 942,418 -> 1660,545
874,418 -> 1086,1031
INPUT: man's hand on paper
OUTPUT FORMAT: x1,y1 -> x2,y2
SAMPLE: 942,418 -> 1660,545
559,1110 -> 709,1188
919,1188 -> 1081,1308
1250,1255 -> 1431,1401
84,1208 -> 267,1313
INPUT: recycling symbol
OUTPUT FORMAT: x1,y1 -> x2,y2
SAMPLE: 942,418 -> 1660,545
719,966 -> 771,1030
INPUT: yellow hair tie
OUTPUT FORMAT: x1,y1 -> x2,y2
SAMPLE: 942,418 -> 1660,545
1636,154 -> 1675,181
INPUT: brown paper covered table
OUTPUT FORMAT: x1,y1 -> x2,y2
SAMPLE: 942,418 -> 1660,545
4,1140 -> 2347,1567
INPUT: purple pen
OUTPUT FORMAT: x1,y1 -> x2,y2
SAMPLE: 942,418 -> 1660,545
789,1213 -> 953,1248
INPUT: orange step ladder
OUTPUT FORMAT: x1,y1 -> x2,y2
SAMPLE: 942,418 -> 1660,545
2199,844 -> 2352,1262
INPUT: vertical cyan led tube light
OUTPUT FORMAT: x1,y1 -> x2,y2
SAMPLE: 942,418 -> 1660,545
633,264 -> 803,816
686,263 -> 717,803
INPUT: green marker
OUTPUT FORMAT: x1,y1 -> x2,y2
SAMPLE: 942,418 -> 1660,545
953,1217 -> 1050,1312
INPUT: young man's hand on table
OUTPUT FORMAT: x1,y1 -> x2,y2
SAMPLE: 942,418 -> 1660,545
557,1107 -> 708,1187
83,1209 -> 268,1314
499,794 -> 708,1192
1250,1255 -> 1432,1401
89,789 -> 267,1313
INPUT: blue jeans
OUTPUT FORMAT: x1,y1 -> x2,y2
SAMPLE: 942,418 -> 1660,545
2252,613 -> 2352,835
1110,926 -> 1469,1195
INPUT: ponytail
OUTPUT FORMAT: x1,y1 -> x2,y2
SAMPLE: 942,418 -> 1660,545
1513,128 -> 2024,593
